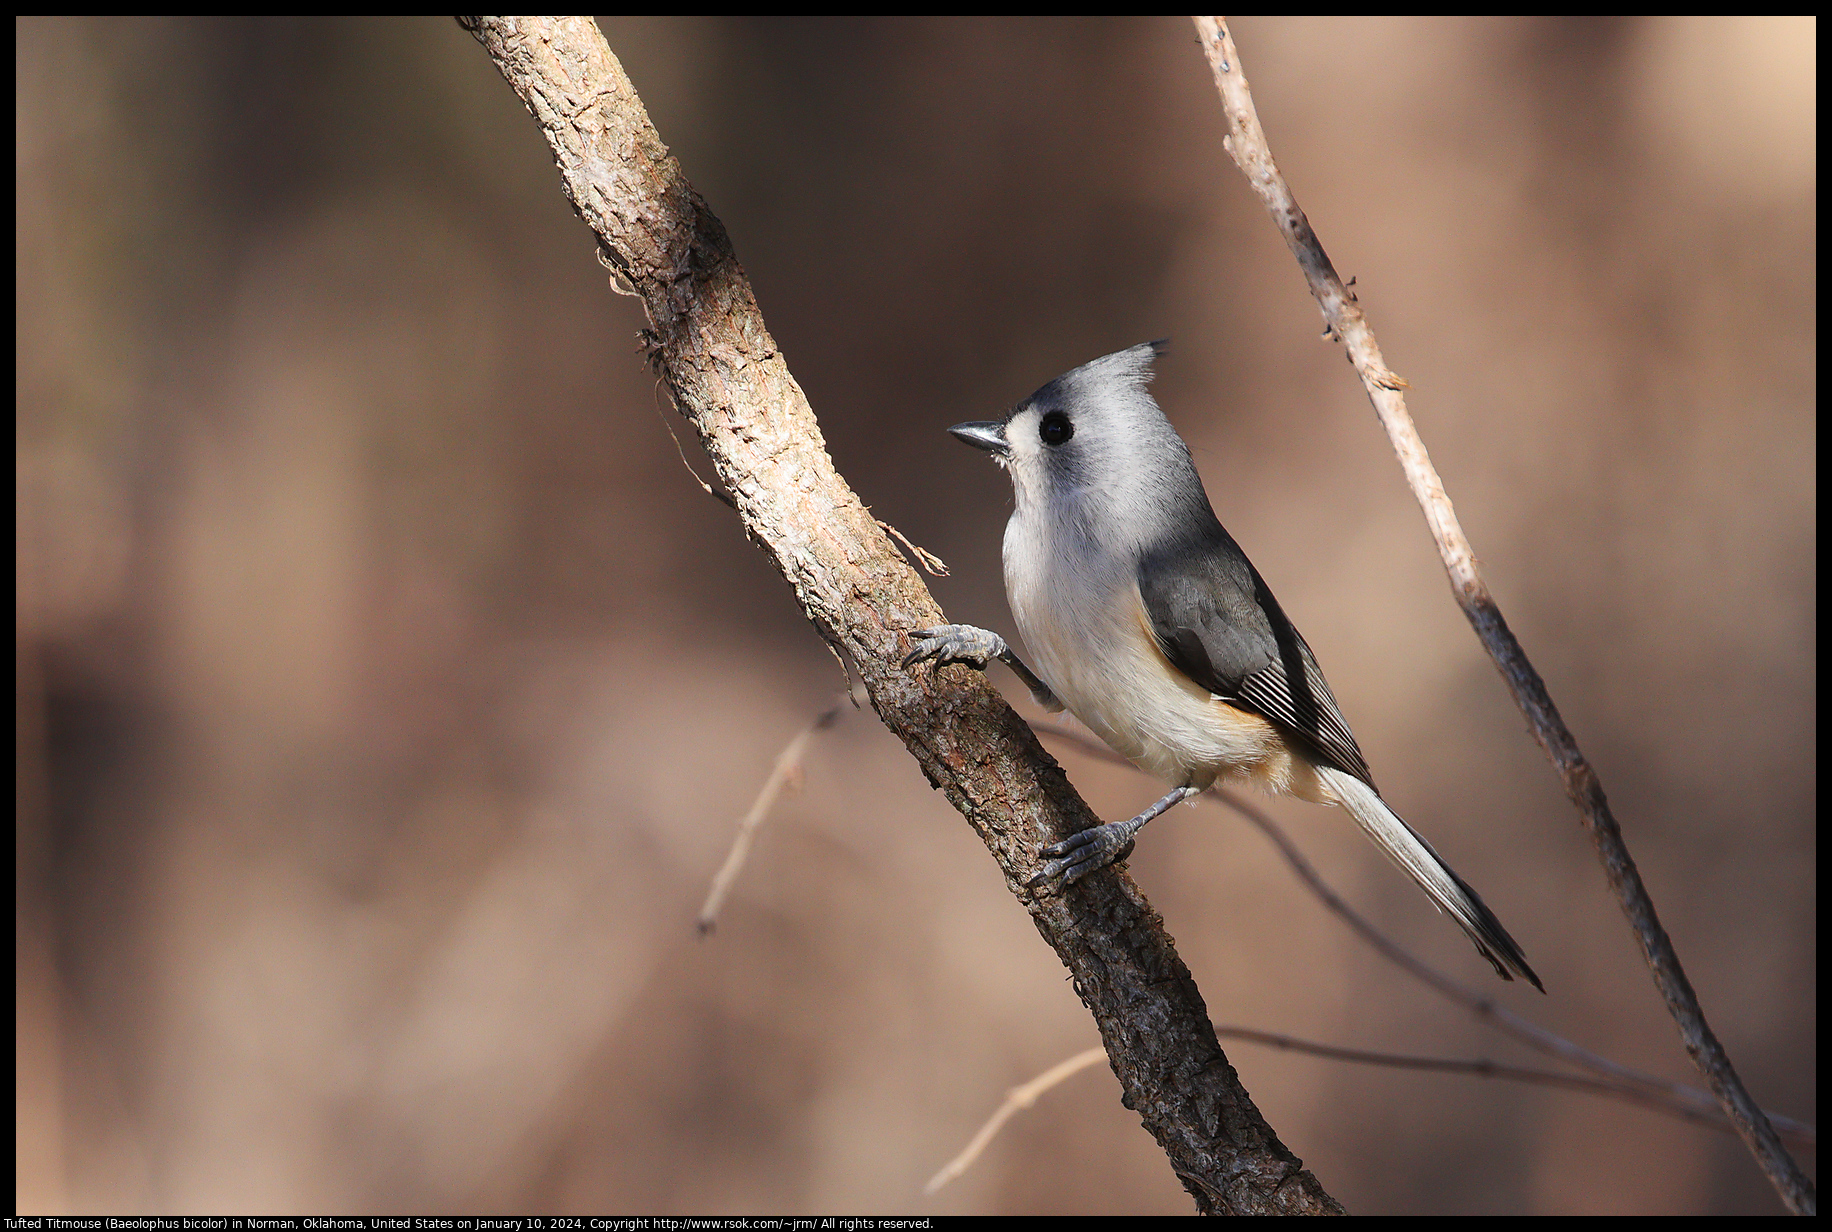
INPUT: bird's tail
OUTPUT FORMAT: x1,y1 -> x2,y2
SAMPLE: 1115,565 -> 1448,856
1318,766 -> 1543,991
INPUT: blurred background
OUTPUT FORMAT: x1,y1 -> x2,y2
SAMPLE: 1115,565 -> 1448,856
16,16 -> 1815,1216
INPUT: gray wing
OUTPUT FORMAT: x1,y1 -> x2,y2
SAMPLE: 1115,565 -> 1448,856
1137,527 -> 1376,788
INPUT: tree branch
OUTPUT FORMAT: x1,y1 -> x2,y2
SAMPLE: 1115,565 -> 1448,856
1190,16 -> 1814,1215
1033,719 -> 1816,1150
459,15 -> 1341,1215
928,1022 -> 1812,1199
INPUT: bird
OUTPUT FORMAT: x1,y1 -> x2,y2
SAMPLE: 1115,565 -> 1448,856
903,342 -> 1541,989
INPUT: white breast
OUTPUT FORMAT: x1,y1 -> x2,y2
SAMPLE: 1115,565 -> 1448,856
1002,505 -> 1291,792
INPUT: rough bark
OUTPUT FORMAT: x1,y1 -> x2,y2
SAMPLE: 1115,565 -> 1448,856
459,15 -> 1344,1215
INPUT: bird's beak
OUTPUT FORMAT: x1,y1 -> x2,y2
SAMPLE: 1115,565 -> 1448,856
947,420 -> 1010,457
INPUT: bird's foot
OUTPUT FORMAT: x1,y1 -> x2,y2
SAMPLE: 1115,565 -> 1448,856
902,624 -> 1008,672
1027,822 -> 1139,895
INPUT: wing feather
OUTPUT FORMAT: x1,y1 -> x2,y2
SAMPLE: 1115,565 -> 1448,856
1137,527 -> 1375,788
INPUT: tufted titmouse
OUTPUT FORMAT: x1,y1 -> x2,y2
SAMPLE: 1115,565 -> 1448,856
904,342 -> 1540,989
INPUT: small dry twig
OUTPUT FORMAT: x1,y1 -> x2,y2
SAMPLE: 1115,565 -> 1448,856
1210,1028 -> 1812,1137
925,1047 -> 1109,1195
654,397 -> 736,511
697,691 -> 854,935
876,519 -> 950,577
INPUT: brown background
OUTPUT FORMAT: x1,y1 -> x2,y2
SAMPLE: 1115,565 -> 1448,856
16,16 -> 1815,1216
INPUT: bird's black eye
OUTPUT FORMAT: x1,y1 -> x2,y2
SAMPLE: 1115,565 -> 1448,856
1038,411 -> 1073,446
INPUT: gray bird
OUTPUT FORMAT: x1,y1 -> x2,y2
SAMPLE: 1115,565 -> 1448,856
904,342 -> 1541,990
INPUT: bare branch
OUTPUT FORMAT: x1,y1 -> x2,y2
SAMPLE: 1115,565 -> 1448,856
697,692 -> 852,936
924,1047 -> 1109,1196
1214,1030 -> 1815,1145
460,16 -> 1341,1215
1188,17 -> 1813,1213
930,1024 -> 1812,1198
1032,720 -> 1816,1151
1219,789 -> 1819,1151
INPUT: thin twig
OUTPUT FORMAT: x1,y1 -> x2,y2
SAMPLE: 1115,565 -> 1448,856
654,396 -> 737,511
925,1048 -> 1109,1195
875,518 -> 950,577
1213,1027 -> 1799,1134
1188,18 -> 1812,1214
928,1022 -> 1813,1197
1029,719 -> 1815,1151
697,693 -> 851,935
1224,788 -> 1815,1152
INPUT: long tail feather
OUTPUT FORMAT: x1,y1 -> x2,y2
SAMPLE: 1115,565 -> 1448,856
1319,766 -> 1542,991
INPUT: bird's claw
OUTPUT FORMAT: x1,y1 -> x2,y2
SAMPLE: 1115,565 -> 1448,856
902,624 -> 1006,672
1026,824 -> 1137,895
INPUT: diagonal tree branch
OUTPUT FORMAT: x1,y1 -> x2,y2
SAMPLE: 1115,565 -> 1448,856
1190,15 -> 1813,1216
458,15 -> 1342,1215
